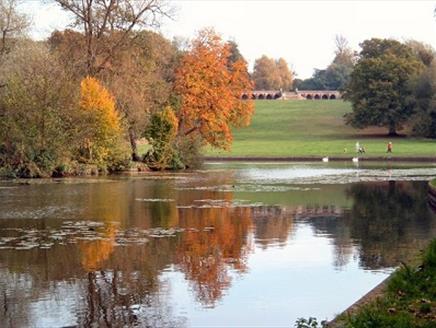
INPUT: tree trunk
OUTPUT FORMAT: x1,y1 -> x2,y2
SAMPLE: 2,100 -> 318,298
388,123 -> 398,136
128,128 -> 140,161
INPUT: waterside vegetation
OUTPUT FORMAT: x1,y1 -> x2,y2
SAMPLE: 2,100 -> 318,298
335,239 -> 436,327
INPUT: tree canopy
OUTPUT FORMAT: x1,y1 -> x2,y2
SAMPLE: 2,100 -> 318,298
252,55 -> 293,91
344,38 -> 425,135
175,28 -> 254,150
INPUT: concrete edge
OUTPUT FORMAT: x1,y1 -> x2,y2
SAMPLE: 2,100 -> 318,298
327,275 -> 392,327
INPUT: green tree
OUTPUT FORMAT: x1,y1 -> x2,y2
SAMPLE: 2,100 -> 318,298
143,106 -> 182,170
0,41 -> 77,177
406,41 -> 436,138
226,40 -> 243,69
296,35 -> 354,91
344,38 -> 424,136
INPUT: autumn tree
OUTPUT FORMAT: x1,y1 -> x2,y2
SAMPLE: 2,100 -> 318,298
276,58 -> 294,91
49,29 -> 178,161
175,28 -> 254,150
252,55 -> 278,90
78,76 -> 129,166
345,38 -> 425,136
252,55 -> 293,90
406,40 -> 435,67
54,0 -> 172,76
52,0 -> 175,161
0,0 -> 29,57
103,31 -> 178,160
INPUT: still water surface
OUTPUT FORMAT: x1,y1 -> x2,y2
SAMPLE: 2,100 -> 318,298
0,162 -> 435,327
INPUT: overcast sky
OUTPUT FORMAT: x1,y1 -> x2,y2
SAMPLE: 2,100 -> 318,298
22,0 -> 436,79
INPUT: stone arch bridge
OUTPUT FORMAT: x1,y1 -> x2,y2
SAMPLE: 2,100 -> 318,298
242,90 -> 341,100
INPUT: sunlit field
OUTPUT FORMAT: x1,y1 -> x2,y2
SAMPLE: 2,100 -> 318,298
206,100 -> 436,158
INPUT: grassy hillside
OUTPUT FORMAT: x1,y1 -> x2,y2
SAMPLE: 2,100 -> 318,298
206,100 -> 436,157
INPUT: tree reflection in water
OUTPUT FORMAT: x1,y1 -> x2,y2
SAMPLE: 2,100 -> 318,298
307,181 -> 436,270
0,179 -> 435,326
175,206 -> 252,306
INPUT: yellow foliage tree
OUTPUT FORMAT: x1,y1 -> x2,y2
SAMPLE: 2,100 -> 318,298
79,76 -> 127,166
175,28 -> 254,150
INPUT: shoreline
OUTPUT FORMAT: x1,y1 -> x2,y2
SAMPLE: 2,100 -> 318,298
327,275 -> 391,327
328,192 -> 435,328
204,156 -> 436,162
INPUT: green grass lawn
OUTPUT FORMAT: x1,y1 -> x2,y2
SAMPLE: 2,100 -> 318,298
206,100 -> 436,158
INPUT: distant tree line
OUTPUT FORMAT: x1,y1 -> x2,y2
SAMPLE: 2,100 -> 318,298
294,35 -> 356,91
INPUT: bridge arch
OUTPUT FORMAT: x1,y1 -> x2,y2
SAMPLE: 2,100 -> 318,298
314,94 -> 320,99
329,94 -> 336,99
322,94 -> 328,99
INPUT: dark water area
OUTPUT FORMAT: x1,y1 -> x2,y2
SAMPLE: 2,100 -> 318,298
0,163 -> 435,327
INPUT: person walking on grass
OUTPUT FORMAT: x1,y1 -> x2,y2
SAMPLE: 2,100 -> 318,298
387,141 -> 393,153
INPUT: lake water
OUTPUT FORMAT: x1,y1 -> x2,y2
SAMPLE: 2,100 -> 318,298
0,162 -> 435,327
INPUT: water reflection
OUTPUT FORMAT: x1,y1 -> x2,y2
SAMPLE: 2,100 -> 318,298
0,170 -> 435,326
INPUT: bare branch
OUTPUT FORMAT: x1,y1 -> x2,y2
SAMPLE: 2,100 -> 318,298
54,0 -> 173,75
0,0 -> 30,55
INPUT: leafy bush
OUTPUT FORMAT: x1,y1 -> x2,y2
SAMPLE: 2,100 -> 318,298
294,317 -> 326,328
143,106 -> 184,170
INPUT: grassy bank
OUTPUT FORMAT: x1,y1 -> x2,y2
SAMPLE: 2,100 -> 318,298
206,100 -> 436,158
334,239 -> 436,327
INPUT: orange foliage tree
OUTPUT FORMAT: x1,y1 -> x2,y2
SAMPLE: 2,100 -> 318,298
175,28 -> 254,150
78,76 -> 128,165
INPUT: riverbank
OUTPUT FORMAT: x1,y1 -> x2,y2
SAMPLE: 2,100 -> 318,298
330,239 -> 436,327
204,156 -> 436,162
